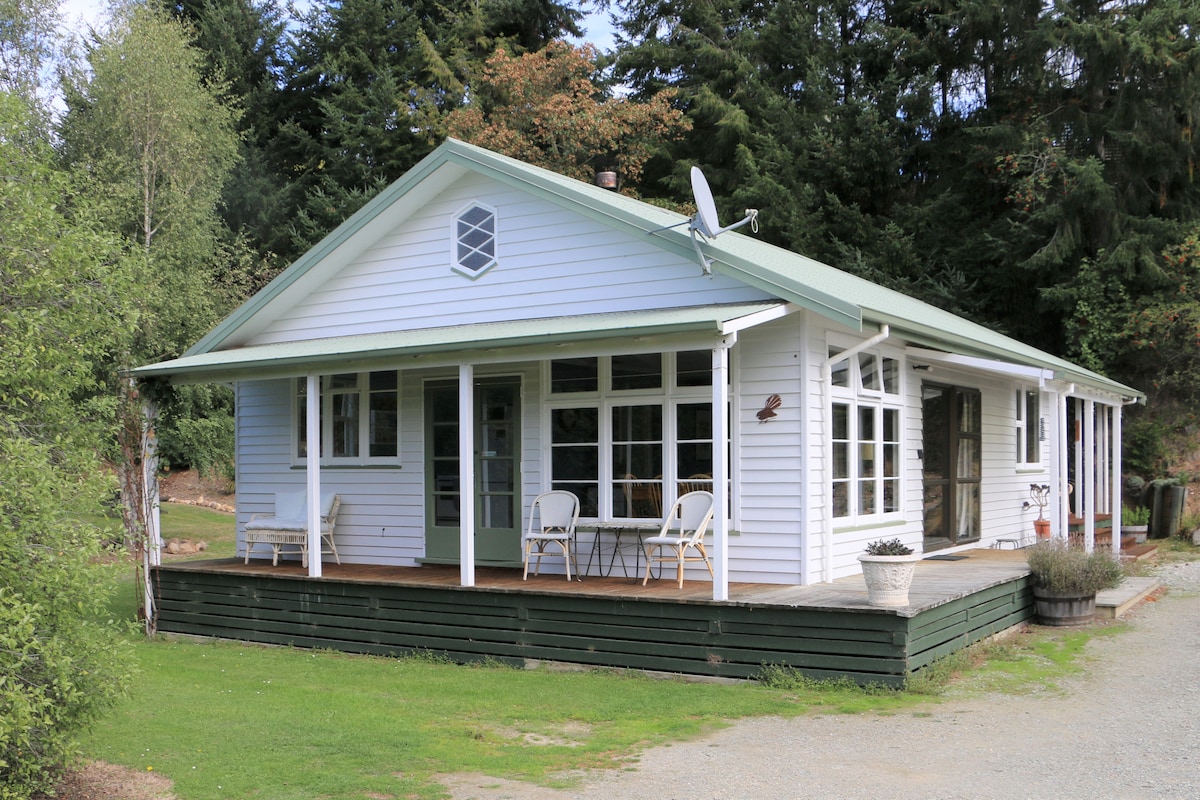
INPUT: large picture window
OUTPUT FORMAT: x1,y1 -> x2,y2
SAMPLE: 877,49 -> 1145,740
295,371 -> 399,464
828,342 -> 903,522
547,351 -> 721,519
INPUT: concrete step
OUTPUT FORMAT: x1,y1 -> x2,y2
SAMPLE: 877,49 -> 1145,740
1095,576 -> 1160,620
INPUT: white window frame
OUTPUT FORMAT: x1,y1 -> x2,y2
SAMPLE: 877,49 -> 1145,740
451,201 -> 498,279
828,337 -> 904,524
292,371 -> 401,466
545,351 -> 726,521
1015,386 -> 1043,468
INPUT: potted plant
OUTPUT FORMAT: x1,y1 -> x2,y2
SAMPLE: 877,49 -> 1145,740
1120,504 -> 1150,544
1025,540 -> 1124,626
858,538 -> 920,607
1028,483 -> 1052,539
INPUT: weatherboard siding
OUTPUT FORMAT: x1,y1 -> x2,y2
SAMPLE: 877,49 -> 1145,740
248,173 -> 773,346
730,318 -> 806,583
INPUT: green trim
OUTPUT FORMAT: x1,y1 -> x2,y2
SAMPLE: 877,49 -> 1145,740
833,520 -> 910,535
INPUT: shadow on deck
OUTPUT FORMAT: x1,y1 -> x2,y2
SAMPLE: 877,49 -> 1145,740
152,549 -> 1034,687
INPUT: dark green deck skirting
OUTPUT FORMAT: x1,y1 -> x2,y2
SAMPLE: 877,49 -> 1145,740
152,567 -> 1035,688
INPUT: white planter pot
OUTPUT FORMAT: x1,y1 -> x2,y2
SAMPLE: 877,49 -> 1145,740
858,553 -> 921,606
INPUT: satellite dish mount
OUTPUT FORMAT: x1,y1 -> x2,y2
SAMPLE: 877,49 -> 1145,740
688,166 -> 758,275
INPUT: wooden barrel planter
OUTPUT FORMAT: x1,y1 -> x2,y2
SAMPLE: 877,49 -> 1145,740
1032,586 -> 1097,627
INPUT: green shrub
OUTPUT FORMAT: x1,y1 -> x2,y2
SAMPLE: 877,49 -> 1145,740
1122,505 -> 1150,526
1025,541 -> 1124,594
864,537 -> 914,556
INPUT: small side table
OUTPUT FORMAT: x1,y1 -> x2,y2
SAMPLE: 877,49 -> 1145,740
581,522 -> 661,579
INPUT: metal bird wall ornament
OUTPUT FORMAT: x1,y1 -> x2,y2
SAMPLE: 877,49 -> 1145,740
757,394 -> 782,422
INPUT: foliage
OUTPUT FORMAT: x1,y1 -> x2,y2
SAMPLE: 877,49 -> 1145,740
1122,505 -> 1150,527
0,92 -> 136,799
447,42 -> 690,194
0,0 -> 59,128
60,1 -> 243,357
155,385 -> 236,479
1025,541 -> 1125,595
863,538 -> 913,556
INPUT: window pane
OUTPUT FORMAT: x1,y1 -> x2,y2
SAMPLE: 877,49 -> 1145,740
676,350 -> 712,386
883,478 -> 899,513
550,358 -> 598,393
611,404 -> 662,442
833,442 -> 849,479
858,406 -> 875,442
677,402 -> 712,440
958,438 -> 980,479
551,406 -> 598,518
833,482 -> 849,517
858,479 -> 876,515
328,373 -> 357,389
832,403 -> 849,440
612,353 -> 662,390
883,408 -> 898,443
881,357 -> 899,394
369,390 -> 398,457
332,392 -> 359,457
677,442 -> 712,478
1024,391 -> 1040,463
829,347 -> 848,387
552,407 -> 597,443
859,353 -> 879,391
859,443 -> 876,478
552,446 -> 597,480
959,391 -> 980,433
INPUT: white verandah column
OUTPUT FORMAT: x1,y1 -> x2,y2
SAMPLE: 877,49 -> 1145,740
459,364 -> 476,587
306,373 -> 322,578
711,341 -> 732,601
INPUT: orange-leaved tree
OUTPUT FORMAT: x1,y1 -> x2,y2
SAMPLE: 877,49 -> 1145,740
447,41 -> 689,194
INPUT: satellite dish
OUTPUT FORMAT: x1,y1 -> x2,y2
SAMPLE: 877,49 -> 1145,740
687,167 -> 759,275
690,167 -> 721,238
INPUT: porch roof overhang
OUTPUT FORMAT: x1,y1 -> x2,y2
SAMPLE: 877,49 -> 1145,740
133,301 -> 789,384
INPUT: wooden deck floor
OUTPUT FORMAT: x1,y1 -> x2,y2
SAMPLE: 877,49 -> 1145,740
160,547 -> 1031,617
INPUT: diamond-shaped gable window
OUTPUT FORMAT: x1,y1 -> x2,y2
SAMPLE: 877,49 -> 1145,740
454,204 -> 497,278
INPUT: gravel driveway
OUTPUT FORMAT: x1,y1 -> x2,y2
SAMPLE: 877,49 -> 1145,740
445,560 -> 1200,800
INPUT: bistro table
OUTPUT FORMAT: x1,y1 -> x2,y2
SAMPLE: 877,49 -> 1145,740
579,521 -> 662,579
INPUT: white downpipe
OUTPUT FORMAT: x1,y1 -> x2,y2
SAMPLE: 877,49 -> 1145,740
459,364 -> 476,587
306,373 -> 322,578
711,338 -> 733,601
821,325 -> 890,583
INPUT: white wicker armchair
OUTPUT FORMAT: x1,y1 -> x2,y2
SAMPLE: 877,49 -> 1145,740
244,491 -> 341,567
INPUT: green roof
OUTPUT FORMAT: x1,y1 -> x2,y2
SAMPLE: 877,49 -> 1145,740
143,138 -> 1141,400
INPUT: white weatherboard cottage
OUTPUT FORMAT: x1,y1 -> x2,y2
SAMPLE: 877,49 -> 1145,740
136,139 -> 1142,600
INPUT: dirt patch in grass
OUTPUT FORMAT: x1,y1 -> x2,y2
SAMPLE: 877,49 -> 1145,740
159,469 -> 234,513
38,761 -> 176,800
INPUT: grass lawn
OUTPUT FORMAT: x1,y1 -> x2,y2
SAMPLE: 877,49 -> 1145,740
82,502 -> 1156,800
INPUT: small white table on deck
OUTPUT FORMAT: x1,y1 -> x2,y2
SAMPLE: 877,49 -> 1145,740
579,521 -> 662,579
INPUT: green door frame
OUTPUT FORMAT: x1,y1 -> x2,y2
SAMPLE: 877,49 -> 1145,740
423,376 -> 522,565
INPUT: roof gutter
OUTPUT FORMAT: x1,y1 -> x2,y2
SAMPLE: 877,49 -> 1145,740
820,325 -> 890,584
